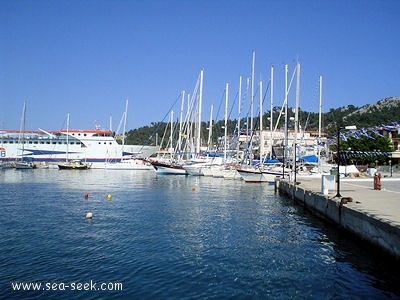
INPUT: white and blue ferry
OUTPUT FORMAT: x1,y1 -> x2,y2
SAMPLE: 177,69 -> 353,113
0,128 -> 158,168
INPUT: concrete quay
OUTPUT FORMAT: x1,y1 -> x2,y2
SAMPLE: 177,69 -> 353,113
277,174 -> 400,260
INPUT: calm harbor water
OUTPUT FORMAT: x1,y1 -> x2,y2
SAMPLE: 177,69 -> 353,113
1,169 -> 399,299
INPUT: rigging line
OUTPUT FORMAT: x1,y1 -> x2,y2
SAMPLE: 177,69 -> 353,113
214,87 -> 227,122
239,81 -> 271,163
304,112 -> 310,132
138,93 -> 182,152
228,90 -> 239,120
226,90 -> 240,139
159,119 -> 170,150
273,65 -> 297,132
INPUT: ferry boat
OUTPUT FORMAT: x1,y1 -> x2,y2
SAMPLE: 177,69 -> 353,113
0,128 -> 158,169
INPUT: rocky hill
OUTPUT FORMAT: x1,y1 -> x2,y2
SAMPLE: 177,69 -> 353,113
319,97 -> 400,135
335,97 -> 400,132
346,97 -> 400,119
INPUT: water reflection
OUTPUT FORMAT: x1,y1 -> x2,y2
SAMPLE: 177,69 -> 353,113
1,169 -> 399,299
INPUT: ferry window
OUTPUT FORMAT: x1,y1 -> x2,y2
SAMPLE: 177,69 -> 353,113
110,142 -> 112,145
46,141 -> 50,144
99,142 -> 101,144
29,141 -> 32,144
70,142 -> 74,145
34,141 -> 38,144
104,142 -> 106,144
40,141 -> 44,144
52,142 -> 57,144
84,134 -> 87,136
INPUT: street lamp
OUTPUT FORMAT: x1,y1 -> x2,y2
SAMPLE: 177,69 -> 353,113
335,125 -> 357,198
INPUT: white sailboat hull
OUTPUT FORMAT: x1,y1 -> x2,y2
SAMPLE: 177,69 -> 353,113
104,159 -> 153,170
237,168 -> 269,183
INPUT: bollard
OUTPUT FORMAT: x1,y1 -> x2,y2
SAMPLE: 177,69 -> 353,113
274,176 -> 279,194
374,172 -> 382,190
377,172 -> 382,190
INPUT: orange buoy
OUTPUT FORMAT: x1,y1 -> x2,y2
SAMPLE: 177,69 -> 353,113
84,193 -> 89,199
192,187 -> 196,192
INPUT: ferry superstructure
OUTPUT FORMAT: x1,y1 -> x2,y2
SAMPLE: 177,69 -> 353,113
0,129 -> 158,168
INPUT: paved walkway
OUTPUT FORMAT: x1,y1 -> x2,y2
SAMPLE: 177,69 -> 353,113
295,173 -> 400,228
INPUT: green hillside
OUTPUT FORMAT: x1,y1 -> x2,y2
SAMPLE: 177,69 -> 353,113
123,97 -> 400,147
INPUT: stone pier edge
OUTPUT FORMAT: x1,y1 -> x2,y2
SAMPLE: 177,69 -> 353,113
276,179 -> 400,260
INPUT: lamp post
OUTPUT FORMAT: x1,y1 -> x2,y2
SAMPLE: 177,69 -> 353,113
294,143 -> 297,184
335,125 -> 356,198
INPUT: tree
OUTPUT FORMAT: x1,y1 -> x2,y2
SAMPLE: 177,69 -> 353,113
330,134 -> 393,165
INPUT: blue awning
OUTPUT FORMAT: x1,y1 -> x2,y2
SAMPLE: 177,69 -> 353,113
300,155 -> 318,163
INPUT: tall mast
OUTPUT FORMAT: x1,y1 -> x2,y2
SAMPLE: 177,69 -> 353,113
122,99 -> 128,148
224,83 -> 229,161
18,101 -> 27,159
284,64 -> 288,166
185,93 -> 191,154
207,105 -> 213,151
196,69 -> 204,154
259,80 -> 263,161
250,51 -> 255,134
237,75 -> 242,156
294,62 -> 300,151
318,75 -> 323,172
178,90 -> 185,153
318,75 -> 322,142
270,65 -> 274,159
170,110 -> 174,153
66,112 -> 70,162
246,77 -> 250,152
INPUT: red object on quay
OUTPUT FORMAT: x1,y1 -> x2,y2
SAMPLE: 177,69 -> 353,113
373,173 -> 382,190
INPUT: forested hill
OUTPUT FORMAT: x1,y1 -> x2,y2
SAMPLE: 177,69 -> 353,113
124,97 -> 400,146
322,97 -> 400,133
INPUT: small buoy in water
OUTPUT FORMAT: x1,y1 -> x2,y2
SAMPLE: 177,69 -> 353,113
85,212 -> 93,219
191,187 -> 196,192
84,193 -> 89,199
107,194 -> 112,200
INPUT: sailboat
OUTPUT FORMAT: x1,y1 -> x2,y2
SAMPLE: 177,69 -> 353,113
15,102 -> 36,169
151,70 -> 204,175
104,100 -> 154,170
57,113 -> 91,170
237,63 -> 295,183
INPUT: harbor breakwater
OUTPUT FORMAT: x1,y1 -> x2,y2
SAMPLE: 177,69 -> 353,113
277,178 -> 400,260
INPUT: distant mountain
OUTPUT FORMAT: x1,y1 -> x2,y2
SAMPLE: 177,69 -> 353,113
323,97 -> 400,135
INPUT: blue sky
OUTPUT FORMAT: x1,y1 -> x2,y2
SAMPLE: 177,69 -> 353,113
1,0 -> 399,132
